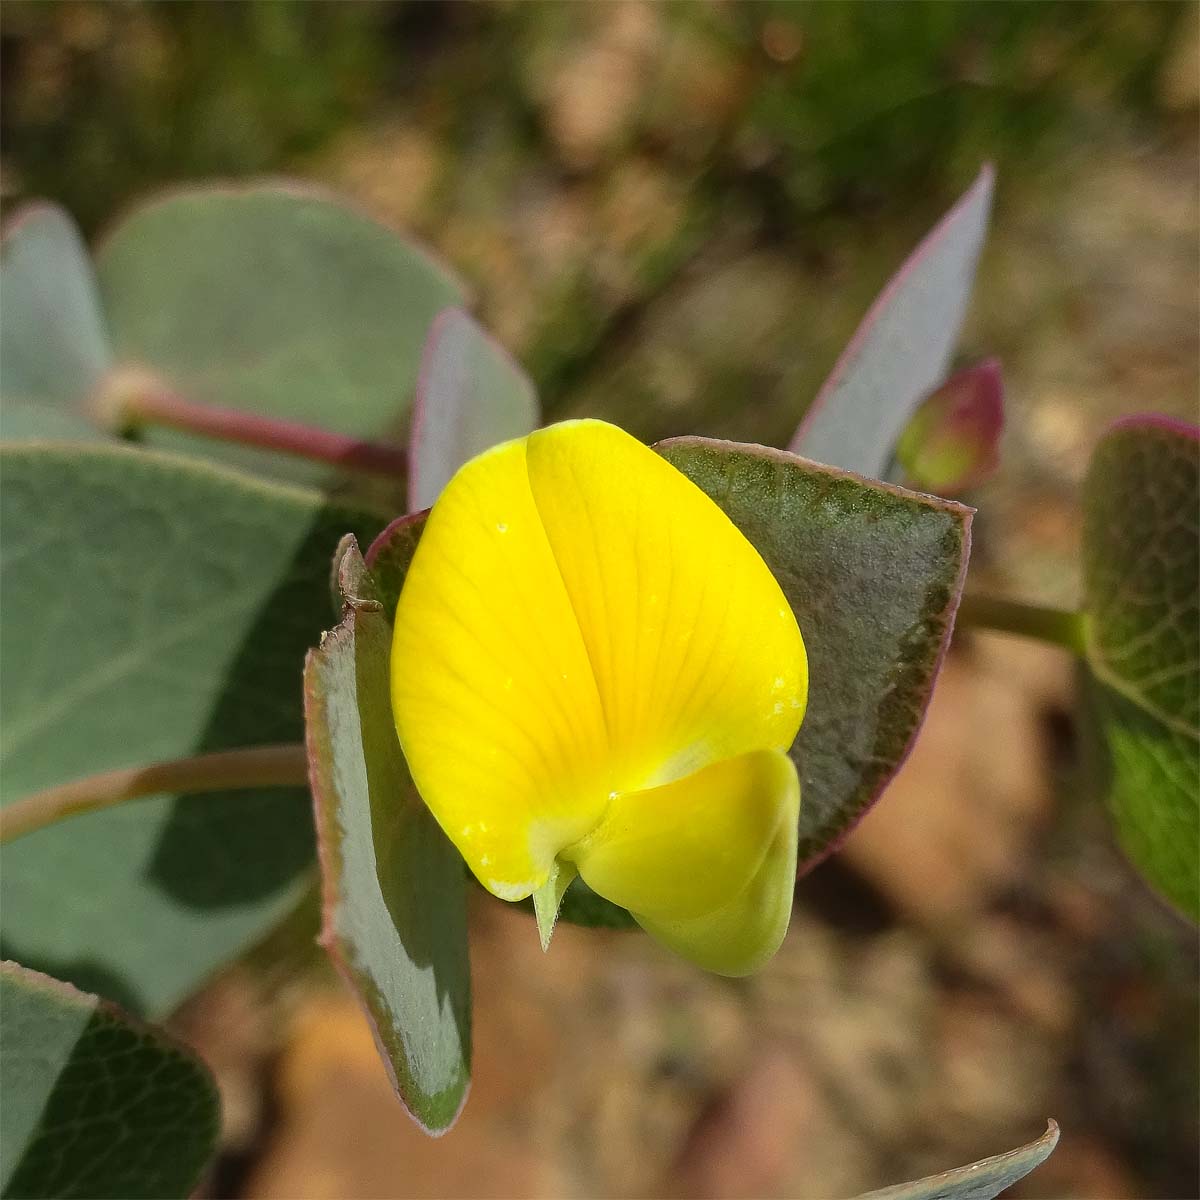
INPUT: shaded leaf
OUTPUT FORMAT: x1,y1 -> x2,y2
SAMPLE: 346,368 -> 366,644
1081,416 -> 1199,919
408,306 -> 538,511
95,183 -> 463,487
0,443 -> 381,1015
0,961 -> 219,1199
790,166 -> 994,478
658,437 -> 972,873
0,203 -> 111,439
856,1120 -> 1059,1200
304,539 -> 471,1133
894,360 -> 1004,496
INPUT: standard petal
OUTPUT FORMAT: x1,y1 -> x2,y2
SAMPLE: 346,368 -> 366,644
525,421 -> 807,794
391,437 -> 609,900
569,748 -> 797,921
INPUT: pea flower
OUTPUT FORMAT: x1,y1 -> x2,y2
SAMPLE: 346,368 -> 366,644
390,420 -> 807,975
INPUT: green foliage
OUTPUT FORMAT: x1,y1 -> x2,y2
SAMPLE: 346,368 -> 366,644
1082,418 -> 1199,919
660,439 -> 972,872
0,961 -> 219,1199
305,539 -> 471,1133
0,443 -> 380,1014
856,1120 -> 1060,1200
96,186 -> 462,491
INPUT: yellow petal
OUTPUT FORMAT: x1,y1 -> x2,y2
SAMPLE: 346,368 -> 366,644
391,436 -> 609,899
568,749 -> 796,921
633,774 -> 799,977
526,421 -> 807,792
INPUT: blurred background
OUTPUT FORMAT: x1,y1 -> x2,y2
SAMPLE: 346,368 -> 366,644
2,2 -> 1197,1196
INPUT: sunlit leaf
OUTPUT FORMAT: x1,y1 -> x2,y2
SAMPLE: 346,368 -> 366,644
791,165 -> 994,479
304,538 -> 471,1133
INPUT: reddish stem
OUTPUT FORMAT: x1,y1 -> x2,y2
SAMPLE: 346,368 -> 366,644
113,379 -> 408,477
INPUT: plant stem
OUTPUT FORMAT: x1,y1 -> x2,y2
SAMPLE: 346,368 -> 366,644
107,374 -> 408,477
0,744 -> 310,845
956,593 -> 1087,654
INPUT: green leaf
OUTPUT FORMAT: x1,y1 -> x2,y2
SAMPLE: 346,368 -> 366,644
658,438 -> 972,873
366,435 -> 971,918
95,183 -> 463,486
791,166 -> 993,478
1081,416 -> 1199,919
0,961 -> 219,1199
855,1120 -> 1059,1200
0,203 -> 112,438
0,442 -> 381,1015
408,306 -> 539,511
304,539 -> 471,1133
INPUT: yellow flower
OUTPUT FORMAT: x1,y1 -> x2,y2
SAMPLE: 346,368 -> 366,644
390,420 -> 807,975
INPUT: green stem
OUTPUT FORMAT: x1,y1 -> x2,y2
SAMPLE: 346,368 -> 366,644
956,593 -> 1087,654
98,370 -> 408,478
0,744 -> 310,845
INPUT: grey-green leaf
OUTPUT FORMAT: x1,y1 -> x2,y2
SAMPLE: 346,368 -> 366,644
0,961 -> 219,1199
1081,416 -> 1199,919
0,443 -> 381,1015
658,438 -> 972,872
0,203 -> 112,429
855,1120 -> 1059,1200
305,539 -> 471,1133
790,166 -> 993,478
408,306 -> 539,511
95,183 -> 463,486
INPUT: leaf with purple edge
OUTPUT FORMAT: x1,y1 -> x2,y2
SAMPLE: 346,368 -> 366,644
408,306 -> 539,512
305,537 -> 471,1133
1081,416 -> 1199,920
790,166 -> 994,479
657,438 -> 972,875
855,1120 -> 1059,1200
893,360 -> 1004,496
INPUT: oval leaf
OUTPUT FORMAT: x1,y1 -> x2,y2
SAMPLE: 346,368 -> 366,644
1081,416 -> 1199,919
0,442 -> 381,1015
894,360 -> 1004,496
0,203 -> 112,440
408,306 -> 539,511
95,183 -> 463,485
855,1120 -> 1059,1200
790,165 -> 994,478
304,539 -> 471,1133
658,438 -> 972,872
0,961 -> 219,1199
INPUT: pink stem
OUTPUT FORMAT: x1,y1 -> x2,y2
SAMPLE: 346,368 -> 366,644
119,384 -> 408,477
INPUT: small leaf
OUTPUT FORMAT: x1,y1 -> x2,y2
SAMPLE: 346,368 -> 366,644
0,203 -> 112,438
894,360 -> 1004,495
1081,416 -> 1199,919
0,961 -> 219,1199
855,1120 -> 1059,1200
790,165 -> 994,478
658,438 -> 972,873
408,306 -> 539,511
304,539 -> 471,1133
0,443 -> 382,1015
95,183 -> 463,486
